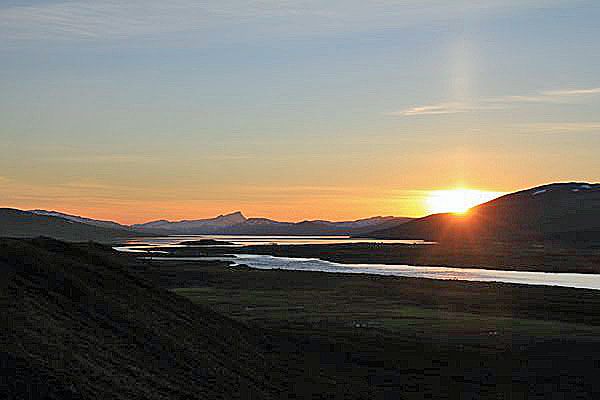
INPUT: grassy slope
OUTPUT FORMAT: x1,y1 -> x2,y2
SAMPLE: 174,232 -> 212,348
5,237 -> 600,398
0,238 -> 374,399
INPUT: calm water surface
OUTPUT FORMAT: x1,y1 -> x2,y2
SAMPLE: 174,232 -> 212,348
115,235 -> 434,251
117,235 -> 600,290
140,254 -> 600,290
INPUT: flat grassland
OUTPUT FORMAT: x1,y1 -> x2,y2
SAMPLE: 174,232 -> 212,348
143,258 -> 600,399
146,241 -> 600,273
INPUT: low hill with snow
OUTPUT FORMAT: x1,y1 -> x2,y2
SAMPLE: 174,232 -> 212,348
0,208 -> 148,242
364,182 -> 600,245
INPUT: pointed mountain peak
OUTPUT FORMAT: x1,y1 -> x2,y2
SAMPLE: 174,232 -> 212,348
224,211 -> 245,218
213,211 -> 246,224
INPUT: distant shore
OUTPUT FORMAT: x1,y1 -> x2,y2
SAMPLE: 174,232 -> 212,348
139,241 -> 600,275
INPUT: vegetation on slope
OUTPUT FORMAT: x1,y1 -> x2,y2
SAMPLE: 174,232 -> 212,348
0,237 -> 374,399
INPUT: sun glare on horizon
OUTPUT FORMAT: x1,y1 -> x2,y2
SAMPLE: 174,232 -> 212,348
426,189 -> 504,214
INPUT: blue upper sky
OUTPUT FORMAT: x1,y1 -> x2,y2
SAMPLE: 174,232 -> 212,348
1,1 -> 599,222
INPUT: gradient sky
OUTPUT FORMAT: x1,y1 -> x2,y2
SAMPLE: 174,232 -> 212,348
1,0 -> 599,223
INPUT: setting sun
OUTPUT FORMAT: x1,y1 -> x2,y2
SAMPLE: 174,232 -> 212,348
426,189 -> 504,214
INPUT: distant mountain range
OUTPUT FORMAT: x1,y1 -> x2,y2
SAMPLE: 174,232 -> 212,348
130,211 -> 248,233
364,182 -> 600,244
130,212 -> 413,235
15,209 -> 412,239
5,182 -> 599,243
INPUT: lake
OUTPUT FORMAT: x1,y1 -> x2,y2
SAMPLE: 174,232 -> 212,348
117,234 -> 435,248
117,235 -> 600,290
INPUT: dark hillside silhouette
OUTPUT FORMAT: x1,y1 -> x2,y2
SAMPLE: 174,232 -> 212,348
364,183 -> 600,244
0,208 -> 148,242
0,238 -> 374,399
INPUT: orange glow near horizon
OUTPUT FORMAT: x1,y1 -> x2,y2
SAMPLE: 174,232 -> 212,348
425,189 -> 504,214
4,185 -> 508,224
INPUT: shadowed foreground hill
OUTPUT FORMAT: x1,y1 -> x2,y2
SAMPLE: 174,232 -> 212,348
0,238 -> 372,399
0,238 -> 276,399
0,208 -> 148,242
365,182 -> 600,244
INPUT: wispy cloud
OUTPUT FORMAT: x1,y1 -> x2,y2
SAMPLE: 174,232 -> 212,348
48,152 -> 253,163
542,87 -> 600,96
388,102 -> 467,116
203,154 -> 254,161
0,0 -> 579,45
387,102 -> 502,116
58,181 -> 116,190
510,122 -> 600,133
52,154 -> 157,163
390,86 -> 600,117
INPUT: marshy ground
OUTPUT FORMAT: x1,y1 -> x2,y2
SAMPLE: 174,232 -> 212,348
143,256 -> 600,399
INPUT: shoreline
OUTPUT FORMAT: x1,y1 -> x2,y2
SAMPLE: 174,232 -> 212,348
133,240 -> 600,275
146,256 -> 600,291
145,257 -> 600,325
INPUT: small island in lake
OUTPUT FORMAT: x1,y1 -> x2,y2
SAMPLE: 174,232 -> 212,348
178,239 -> 237,246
